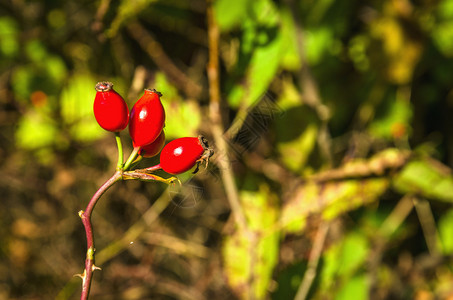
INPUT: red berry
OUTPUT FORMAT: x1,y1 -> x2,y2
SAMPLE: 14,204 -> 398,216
139,130 -> 166,158
160,136 -> 213,174
129,89 -> 165,147
93,81 -> 129,132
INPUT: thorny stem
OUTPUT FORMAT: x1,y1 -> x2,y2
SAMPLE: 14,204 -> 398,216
78,171 -> 122,300
115,132 -> 124,171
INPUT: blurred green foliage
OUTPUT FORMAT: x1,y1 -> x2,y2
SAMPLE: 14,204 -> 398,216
2,0 -> 453,299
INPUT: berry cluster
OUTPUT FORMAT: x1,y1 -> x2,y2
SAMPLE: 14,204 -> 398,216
93,81 -> 213,175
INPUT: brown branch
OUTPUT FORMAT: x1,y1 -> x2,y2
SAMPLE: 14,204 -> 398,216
206,1 -> 247,230
294,222 -> 329,300
92,0 -> 111,33
413,197 -> 441,257
126,22 -> 202,99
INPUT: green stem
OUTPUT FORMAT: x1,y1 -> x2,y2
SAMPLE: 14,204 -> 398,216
123,146 -> 140,171
128,155 -> 143,170
115,132 -> 124,171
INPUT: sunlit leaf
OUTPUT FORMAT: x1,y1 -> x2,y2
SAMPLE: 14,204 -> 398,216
305,27 -> 334,65
438,208 -> 453,255
320,232 -> 369,299
25,40 -> 48,63
274,88 -> 319,173
432,0 -> 453,56
369,94 -> 412,140
11,42 -> 67,102
46,55 -> 67,84
223,185 -> 279,299
226,0 -> 283,109
369,13 -> 422,83
60,74 -> 105,142
338,233 -> 369,276
214,0 -> 251,31
0,16 -> 19,57
348,35 -> 371,72
277,122 -> 318,173
279,8 -> 301,71
322,232 -> 369,281
393,158 -> 453,202
238,29 -> 283,109
15,111 -> 58,149
335,274 -> 369,300
11,66 -> 35,101
280,148 -> 410,233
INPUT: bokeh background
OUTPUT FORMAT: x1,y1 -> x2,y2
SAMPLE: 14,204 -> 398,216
2,0 -> 453,299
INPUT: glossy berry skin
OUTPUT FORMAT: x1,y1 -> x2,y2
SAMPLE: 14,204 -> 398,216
93,81 -> 129,132
129,89 -> 165,147
139,130 -> 166,158
160,136 -> 207,174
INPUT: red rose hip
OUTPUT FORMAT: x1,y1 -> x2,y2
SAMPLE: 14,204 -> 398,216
129,89 -> 165,147
93,81 -> 129,132
160,136 -> 213,174
139,130 -> 166,158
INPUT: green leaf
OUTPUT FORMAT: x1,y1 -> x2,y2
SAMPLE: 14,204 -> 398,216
46,55 -> 68,84
0,16 -> 19,57
281,174 -> 392,234
279,8 -> 301,71
60,74 -> 105,142
25,40 -> 48,63
335,274 -> 369,300
223,185 -> 279,299
275,104 -> 319,173
337,233 -> 369,276
228,30 -> 283,109
393,158 -> 453,202
305,27 -> 335,65
277,123 -> 318,173
215,0 -> 251,31
11,66 -> 35,101
281,148 -> 408,233
369,96 -> 412,140
226,0 -> 283,109
11,42 -> 67,102
321,233 -> 369,298
438,208 -> 453,255
15,111 -> 58,149
432,0 -> 453,56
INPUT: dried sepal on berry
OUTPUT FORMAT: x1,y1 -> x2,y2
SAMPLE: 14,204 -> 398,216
93,81 -> 129,132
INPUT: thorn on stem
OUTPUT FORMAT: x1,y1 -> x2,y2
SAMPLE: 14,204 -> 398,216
92,265 -> 102,272
78,210 -> 84,218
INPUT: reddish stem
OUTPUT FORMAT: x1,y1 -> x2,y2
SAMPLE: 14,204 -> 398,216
145,163 -> 162,172
79,171 -> 122,300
